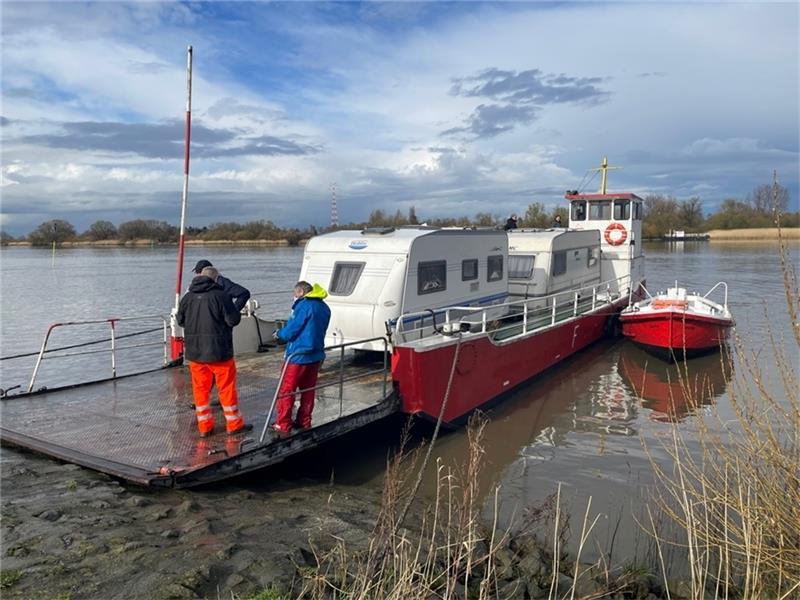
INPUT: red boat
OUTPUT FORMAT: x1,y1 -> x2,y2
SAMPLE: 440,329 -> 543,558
619,282 -> 733,360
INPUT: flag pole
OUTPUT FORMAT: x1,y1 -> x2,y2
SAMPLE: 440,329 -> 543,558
170,45 -> 193,361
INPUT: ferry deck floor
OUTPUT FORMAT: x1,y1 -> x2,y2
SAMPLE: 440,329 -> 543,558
0,350 -> 397,488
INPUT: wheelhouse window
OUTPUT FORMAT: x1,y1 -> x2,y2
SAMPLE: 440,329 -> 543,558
571,201 -> 587,221
613,200 -> 630,220
633,202 -> 642,220
552,251 -> 567,276
508,255 -> 535,279
418,260 -> 447,295
589,201 -> 611,220
487,255 -> 504,282
329,262 -> 365,296
461,259 -> 478,281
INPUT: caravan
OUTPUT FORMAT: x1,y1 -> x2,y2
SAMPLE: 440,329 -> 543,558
300,227 -> 509,351
507,229 -> 601,299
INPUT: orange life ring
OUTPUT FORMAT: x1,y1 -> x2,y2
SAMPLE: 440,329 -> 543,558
604,222 -> 628,246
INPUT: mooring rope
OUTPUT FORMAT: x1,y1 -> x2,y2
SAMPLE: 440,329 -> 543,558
0,327 -> 163,361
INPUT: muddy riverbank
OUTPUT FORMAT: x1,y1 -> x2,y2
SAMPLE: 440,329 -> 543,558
1,446 -> 387,599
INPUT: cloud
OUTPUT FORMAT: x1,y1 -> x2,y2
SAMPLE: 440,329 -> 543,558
443,67 -> 610,139
442,104 -> 538,139
15,120 -> 319,159
450,68 -> 610,105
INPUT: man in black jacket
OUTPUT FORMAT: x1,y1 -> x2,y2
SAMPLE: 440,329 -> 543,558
177,266 -> 249,437
192,259 -> 251,312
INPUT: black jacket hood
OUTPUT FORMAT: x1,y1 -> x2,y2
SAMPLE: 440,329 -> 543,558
189,276 -> 222,294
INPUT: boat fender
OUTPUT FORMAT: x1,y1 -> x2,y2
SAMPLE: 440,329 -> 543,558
604,223 -> 628,246
442,321 -> 471,335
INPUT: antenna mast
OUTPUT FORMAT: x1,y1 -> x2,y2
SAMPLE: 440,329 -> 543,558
330,182 -> 339,227
170,45 -> 193,361
590,156 -> 621,194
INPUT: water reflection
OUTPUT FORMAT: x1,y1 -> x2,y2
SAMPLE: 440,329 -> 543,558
618,342 -> 731,422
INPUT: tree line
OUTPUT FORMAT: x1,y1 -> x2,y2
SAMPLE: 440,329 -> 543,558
1,181 -> 795,247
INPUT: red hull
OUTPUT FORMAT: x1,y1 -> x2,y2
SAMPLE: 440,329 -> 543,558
392,304 -> 620,424
619,310 -> 731,354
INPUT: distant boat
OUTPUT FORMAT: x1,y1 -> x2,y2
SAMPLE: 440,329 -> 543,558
619,282 -> 733,360
661,229 -> 710,241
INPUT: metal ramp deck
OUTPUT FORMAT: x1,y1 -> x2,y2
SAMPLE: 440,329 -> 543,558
0,351 -> 397,488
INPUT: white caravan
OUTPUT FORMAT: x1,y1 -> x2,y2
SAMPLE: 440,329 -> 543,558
299,227 -> 509,351
507,229 -> 601,298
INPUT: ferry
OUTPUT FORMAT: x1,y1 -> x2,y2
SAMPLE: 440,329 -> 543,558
0,159 -> 647,487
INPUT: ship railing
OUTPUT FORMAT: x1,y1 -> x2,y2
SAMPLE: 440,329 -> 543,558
259,336 -> 390,444
394,274 -> 633,345
23,315 -> 170,393
702,281 -> 729,309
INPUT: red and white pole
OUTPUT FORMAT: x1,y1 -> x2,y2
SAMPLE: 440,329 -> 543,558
170,45 -> 193,361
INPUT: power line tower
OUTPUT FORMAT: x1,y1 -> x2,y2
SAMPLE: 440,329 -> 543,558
330,182 -> 339,228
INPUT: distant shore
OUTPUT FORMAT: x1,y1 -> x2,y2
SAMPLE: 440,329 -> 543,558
3,238 -> 302,248
3,227 -> 798,248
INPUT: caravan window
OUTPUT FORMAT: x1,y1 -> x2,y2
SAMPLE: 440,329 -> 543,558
552,251 -> 567,276
418,260 -> 447,295
329,262 -> 365,296
614,200 -> 630,220
589,201 -> 611,220
462,259 -> 478,281
487,255 -> 504,282
588,247 -> 599,268
571,201 -> 586,221
508,255 -> 535,279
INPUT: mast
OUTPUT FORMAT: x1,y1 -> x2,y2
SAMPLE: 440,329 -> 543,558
592,156 -> 620,194
170,45 -> 193,361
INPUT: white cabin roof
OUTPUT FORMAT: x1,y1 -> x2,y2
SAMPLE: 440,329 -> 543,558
305,227 -> 505,255
507,228 -> 598,252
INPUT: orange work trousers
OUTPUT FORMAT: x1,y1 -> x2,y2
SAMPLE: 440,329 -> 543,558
189,358 -> 244,434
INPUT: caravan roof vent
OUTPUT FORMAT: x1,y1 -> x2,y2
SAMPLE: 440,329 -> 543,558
360,226 -> 396,235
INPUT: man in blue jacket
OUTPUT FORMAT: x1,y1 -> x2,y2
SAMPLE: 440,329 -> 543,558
271,281 -> 331,434
192,259 -> 251,312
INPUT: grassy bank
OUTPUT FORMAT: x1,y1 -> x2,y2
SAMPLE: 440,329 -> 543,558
707,227 -> 800,240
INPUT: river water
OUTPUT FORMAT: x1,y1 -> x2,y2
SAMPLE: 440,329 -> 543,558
1,241 -> 797,572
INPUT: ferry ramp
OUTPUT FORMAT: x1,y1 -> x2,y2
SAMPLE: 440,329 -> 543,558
0,349 -> 397,488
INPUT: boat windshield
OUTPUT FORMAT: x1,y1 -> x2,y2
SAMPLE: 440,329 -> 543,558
571,200 -> 586,221
589,201 -> 612,220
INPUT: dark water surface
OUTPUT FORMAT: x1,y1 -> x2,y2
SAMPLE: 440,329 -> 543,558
1,241 -> 797,567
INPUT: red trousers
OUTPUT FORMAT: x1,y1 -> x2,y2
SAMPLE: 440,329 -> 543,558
274,361 -> 321,431
189,358 -> 244,434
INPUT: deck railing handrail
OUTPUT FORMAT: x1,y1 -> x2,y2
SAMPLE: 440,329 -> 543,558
259,336 -> 389,444
394,274 -> 632,345
27,315 -> 170,393
702,281 -> 729,308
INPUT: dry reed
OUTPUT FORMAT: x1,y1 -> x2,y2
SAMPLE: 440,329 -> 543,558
643,225 -> 800,598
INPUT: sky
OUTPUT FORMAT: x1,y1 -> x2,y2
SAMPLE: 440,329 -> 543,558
1,1 -> 798,236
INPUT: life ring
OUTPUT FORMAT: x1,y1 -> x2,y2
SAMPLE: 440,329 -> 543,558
604,223 -> 628,246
